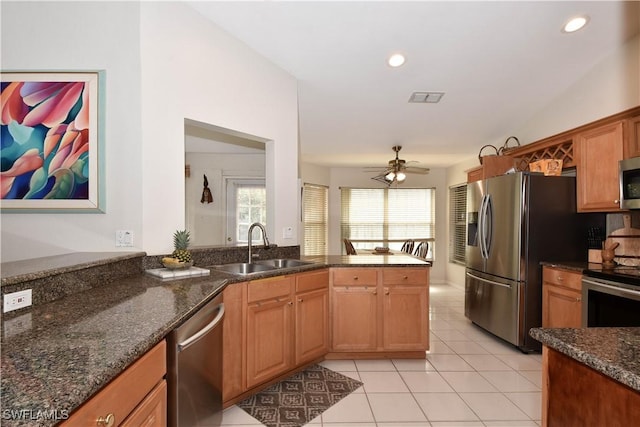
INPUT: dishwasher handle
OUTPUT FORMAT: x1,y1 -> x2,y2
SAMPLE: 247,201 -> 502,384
177,303 -> 225,352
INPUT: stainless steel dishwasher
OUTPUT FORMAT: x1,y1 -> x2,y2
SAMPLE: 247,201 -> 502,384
167,292 -> 225,427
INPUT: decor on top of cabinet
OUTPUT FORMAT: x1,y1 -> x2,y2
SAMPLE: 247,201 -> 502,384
0,71 -> 105,213
162,230 -> 193,269
529,159 -> 563,176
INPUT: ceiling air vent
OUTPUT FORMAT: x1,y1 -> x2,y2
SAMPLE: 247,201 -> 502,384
408,92 -> 445,103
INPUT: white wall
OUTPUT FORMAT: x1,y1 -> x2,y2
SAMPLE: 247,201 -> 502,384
1,1 -> 143,261
1,1 -> 299,261
140,2 -> 299,256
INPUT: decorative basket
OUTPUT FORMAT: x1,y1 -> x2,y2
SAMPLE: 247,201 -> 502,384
478,144 -> 500,165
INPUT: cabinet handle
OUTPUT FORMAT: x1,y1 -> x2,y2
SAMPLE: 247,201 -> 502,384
372,290 -> 377,295
615,199 -> 620,204
298,298 -> 303,303
353,276 -> 359,280
557,275 -> 563,281
385,288 -> 390,295
288,301 -> 293,306
96,414 -> 115,427
403,276 -> 408,280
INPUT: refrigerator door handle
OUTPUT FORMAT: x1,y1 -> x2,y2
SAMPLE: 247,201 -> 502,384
478,194 -> 487,259
484,194 -> 493,257
466,271 -> 513,289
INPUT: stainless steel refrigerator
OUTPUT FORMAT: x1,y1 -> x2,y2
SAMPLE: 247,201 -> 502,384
465,172 -> 590,352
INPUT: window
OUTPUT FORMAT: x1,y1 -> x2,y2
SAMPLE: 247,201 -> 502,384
340,188 -> 435,258
227,179 -> 266,244
449,183 -> 467,265
302,183 -> 329,255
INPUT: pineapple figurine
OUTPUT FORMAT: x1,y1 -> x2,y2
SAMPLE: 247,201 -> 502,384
171,230 -> 193,264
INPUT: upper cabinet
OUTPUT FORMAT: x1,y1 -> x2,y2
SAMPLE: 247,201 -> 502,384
575,121 -> 625,212
504,106 -> 640,213
625,115 -> 640,159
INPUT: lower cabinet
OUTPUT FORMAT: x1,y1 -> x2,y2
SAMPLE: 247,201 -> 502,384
62,340 -> 167,427
331,267 -> 430,354
246,275 -> 294,389
542,266 -> 583,328
295,270 -> 330,365
228,269 -> 330,402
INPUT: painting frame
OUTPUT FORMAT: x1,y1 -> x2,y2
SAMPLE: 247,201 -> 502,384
1,70 -> 106,213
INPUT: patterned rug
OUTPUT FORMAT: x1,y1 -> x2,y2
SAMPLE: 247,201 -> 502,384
237,364 -> 363,427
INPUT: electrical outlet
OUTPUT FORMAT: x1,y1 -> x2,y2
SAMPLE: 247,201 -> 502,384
116,230 -> 134,247
3,312 -> 32,338
283,226 -> 294,239
3,289 -> 32,313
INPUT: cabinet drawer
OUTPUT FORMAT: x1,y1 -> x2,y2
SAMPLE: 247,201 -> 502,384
543,267 -> 582,292
332,268 -> 378,286
381,268 -> 428,285
248,276 -> 293,303
63,340 -> 166,427
296,269 -> 329,293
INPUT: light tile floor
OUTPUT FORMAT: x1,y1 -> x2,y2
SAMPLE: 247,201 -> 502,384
220,282 -> 542,427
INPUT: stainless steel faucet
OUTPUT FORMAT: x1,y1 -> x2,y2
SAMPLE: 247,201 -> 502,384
248,222 -> 271,263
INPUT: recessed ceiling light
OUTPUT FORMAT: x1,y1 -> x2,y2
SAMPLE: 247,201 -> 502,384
388,53 -> 406,67
562,15 -> 589,33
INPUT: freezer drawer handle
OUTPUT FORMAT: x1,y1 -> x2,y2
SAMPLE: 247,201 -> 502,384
177,303 -> 225,352
466,272 -> 512,289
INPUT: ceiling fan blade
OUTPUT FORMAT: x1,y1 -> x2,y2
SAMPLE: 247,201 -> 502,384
404,166 -> 430,174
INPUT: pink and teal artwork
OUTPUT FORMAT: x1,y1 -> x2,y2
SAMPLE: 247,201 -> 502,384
0,72 -> 104,212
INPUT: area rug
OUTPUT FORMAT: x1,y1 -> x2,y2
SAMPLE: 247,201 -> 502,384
237,364 -> 363,427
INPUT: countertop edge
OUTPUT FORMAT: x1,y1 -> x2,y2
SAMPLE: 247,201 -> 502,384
530,327 -> 640,392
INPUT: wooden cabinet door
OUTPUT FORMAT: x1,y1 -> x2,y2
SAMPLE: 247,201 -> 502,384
542,284 -> 582,328
624,114 -> 640,159
121,381 -> 167,427
331,286 -> 378,351
382,285 -> 429,350
576,121 -> 624,212
295,288 -> 329,365
246,297 -> 293,388
222,282 -> 245,403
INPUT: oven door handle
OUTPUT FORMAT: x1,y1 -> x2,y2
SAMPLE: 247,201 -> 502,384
583,279 -> 640,298
177,303 -> 225,352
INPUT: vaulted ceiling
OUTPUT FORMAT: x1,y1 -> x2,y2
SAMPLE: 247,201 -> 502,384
187,1 -> 640,170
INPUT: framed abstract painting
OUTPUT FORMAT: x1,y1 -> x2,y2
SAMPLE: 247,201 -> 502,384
0,71 -> 105,212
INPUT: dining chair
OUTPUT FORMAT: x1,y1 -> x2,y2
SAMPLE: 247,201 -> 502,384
401,239 -> 415,254
414,241 -> 429,259
343,238 -> 357,255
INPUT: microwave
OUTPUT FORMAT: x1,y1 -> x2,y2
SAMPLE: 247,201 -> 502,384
620,157 -> 640,209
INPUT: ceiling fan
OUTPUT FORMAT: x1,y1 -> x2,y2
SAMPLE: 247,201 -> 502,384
368,146 -> 430,186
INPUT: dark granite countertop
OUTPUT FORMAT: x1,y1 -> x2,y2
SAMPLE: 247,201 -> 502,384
1,251 -> 430,425
530,327 -> 640,392
539,261 -> 591,272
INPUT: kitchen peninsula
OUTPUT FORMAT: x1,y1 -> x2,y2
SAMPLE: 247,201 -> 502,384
0,249 -> 430,426
530,327 -> 640,426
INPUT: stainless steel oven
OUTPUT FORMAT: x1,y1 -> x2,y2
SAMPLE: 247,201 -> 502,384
582,276 -> 640,327
619,156 -> 640,209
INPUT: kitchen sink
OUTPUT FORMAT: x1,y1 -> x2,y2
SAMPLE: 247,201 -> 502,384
209,259 -> 314,276
255,259 -> 314,268
210,262 -> 277,275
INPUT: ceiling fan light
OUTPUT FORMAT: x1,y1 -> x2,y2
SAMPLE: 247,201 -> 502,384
385,171 -> 396,181
396,172 -> 406,182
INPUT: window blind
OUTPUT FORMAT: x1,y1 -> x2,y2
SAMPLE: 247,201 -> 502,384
340,188 -> 435,255
303,183 -> 329,255
449,183 -> 467,265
